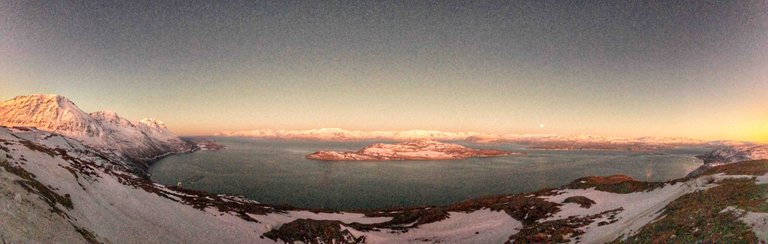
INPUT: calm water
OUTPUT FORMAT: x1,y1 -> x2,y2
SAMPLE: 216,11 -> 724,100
149,138 -> 710,210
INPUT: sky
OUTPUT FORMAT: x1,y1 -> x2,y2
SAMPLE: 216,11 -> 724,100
0,1 -> 767,141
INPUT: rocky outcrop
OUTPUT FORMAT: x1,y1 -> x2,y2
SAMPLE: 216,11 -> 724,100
306,140 -> 518,161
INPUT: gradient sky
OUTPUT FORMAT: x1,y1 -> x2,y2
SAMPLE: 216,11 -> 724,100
1,1 -> 767,141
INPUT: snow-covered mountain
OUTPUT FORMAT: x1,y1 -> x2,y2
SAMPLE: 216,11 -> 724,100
220,128 -> 707,151
0,94 -> 193,175
218,128 -> 481,141
466,134 -> 704,145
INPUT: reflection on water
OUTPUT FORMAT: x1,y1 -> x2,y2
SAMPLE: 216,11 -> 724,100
149,138 -> 710,210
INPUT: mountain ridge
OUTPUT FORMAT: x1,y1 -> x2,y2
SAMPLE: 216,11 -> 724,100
0,94 -> 193,175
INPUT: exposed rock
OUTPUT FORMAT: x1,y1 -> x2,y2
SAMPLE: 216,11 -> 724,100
563,196 -> 595,208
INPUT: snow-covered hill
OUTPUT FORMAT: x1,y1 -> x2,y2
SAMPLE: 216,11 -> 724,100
688,144 -> 768,177
697,144 -> 768,165
0,94 -> 193,175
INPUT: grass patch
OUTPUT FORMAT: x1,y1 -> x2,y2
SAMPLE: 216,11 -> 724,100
566,175 -> 665,194
620,178 -> 762,243
702,160 -> 768,176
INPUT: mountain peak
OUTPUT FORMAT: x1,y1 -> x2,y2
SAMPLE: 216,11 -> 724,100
7,94 -> 76,107
90,110 -> 135,127
0,94 -> 94,133
139,118 -> 167,130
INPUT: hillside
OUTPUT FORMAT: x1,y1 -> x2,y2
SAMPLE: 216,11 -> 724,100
3,125 -> 768,242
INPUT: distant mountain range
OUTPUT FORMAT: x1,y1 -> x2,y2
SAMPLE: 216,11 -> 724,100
219,128 -> 752,150
218,128 -> 478,141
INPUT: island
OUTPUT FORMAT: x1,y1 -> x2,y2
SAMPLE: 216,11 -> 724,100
185,137 -> 226,151
306,139 -> 520,161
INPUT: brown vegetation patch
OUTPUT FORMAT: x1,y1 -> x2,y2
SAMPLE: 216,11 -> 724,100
19,140 -> 57,158
563,196 -> 595,208
701,160 -> 768,176
352,207 -> 450,232
263,219 -> 364,244
566,175 -> 665,194
72,224 -> 101,244
508,208 -> 622,243
353,188 -> 562,233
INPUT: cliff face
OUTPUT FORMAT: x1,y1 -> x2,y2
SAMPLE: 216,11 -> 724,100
306,139 -> 518,161
0,94 -> 193,175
